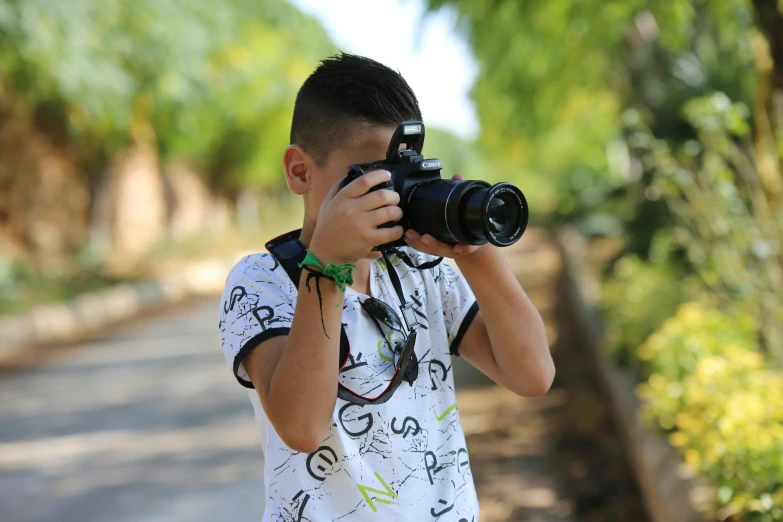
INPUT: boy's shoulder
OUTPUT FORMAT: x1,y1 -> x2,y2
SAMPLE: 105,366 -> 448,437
224,252 -> 294,291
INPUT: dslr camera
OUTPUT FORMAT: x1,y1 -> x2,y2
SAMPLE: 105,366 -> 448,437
339,120 -> 528,252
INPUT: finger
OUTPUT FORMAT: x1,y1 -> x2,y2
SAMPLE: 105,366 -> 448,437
419,233 -> 460,257
404,230 -> 459,258
354,187 -> 400,211
371,225 -> 404,246
452,173 -> 465,181
339,170 -> 392,199
366,205 -> 404,227
366,251 -> 383,260
453,244 -> 481,256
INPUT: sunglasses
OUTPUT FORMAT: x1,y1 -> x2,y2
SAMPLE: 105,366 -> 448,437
363,297 -> 419,385
336,297 -> 420,405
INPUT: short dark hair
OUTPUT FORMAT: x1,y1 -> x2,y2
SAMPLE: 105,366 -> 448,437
291,53 -> 422,165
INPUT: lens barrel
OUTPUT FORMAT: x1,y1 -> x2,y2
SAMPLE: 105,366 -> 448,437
406,180 -> 528,246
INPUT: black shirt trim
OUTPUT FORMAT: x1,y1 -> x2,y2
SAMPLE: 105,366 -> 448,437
449,301 -> 479,357
233,327 -> 291,389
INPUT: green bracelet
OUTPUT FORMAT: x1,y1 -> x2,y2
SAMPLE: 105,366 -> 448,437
298,250 -> 356,293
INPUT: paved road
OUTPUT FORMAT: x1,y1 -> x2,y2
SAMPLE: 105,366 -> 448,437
0,298 -> 266,522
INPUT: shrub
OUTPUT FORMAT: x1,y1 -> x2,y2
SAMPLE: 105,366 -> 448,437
600,233 -> 696,370
637,302 -> 783,521
601,254 -> 682,369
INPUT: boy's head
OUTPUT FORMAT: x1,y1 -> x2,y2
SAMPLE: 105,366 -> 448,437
284,53 -> 422,223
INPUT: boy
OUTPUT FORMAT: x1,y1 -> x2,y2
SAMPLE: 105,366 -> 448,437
219,53 -> 553,521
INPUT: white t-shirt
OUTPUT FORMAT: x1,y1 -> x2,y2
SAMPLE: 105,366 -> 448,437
219,248 -> 480,521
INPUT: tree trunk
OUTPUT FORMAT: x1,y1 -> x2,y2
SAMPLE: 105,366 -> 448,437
751,0 -> 783,92
164,161 -> 216,240
0,95 -> 90,266
99,135 -> 166,268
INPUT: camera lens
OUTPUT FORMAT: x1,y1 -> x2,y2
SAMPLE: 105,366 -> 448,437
487,192 -> 521,237
405,180 -> 527,247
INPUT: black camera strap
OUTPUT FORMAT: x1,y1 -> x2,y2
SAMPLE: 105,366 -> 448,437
380,250 -> 429,332
265,230 -> 351,371
388,248 -> 443,271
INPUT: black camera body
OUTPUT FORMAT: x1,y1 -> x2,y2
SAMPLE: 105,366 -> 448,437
339,120 -> 528,252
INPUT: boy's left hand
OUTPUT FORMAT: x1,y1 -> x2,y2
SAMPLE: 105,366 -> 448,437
402,174 -> 489,260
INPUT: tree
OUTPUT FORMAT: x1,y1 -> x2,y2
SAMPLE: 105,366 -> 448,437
423,0 -> 761,218
0,0 -> 336,263
0,0 -> 336,191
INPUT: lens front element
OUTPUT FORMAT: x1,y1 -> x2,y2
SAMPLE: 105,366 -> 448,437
487,198 -> 513,235
481,183 -> 527,246
459,182 -> 527,246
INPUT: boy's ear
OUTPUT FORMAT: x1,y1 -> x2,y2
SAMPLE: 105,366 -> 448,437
282,145 -> 311,195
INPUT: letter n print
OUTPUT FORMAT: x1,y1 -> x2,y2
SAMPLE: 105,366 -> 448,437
357,472 -> 397,513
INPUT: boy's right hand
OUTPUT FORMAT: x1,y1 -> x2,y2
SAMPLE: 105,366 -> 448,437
309,170 -> 404,265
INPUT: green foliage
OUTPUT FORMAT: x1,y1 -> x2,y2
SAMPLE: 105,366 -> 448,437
424,126 -> 486,179
0,252 -> 123,315
600,234 -> 695,369
637,301 -> 757,385
627,91 -> 783,362
426,0 -> 633,211
431,0 -> 783,514
637,303 -> 783,521
611,87 -> 783,517
0,0 -> 335,189
424,0 -> 758,232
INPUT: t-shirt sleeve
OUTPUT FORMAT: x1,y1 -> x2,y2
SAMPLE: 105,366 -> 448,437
218,254 -> 296,388
436,261 -> 479,357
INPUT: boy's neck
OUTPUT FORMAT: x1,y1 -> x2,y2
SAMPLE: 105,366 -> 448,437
298,223 -> 316,250
349,258 -> 371,295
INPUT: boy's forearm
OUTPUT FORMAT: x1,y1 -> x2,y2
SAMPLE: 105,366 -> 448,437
265,271 -> 343,450
456,247 -> 554,393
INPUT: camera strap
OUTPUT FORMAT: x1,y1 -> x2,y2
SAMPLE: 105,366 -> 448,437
388,248 -> 443,271
265,230 -> 351,371
380,250 -> 429,332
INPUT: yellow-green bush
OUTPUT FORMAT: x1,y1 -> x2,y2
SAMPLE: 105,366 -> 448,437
637,302 -> 783,521
600,233 -> 701,371
601,254 -> 683,368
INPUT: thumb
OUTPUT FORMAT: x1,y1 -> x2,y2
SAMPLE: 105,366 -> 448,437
452,173 -> 465,181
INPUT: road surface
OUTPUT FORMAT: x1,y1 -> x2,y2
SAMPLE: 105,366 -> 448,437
0,298 -> 266,522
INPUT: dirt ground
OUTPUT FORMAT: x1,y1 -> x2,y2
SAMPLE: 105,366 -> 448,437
454,230 -> 650,522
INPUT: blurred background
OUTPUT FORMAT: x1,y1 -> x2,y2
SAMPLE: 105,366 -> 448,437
0,0 -> 781,521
